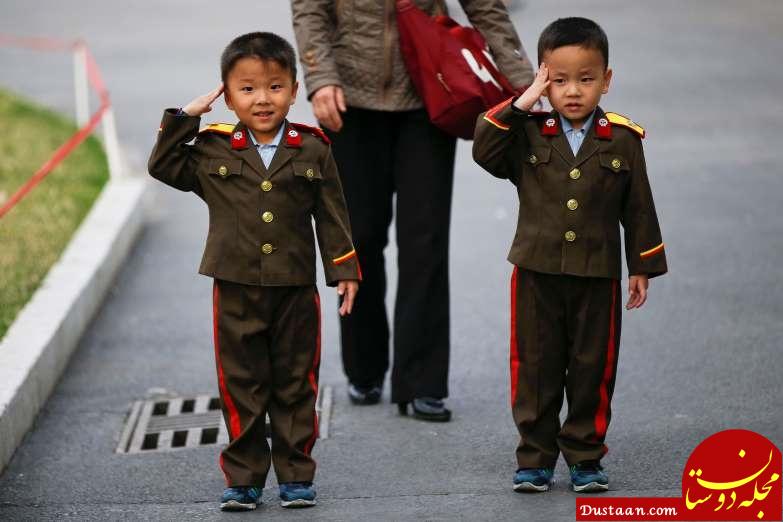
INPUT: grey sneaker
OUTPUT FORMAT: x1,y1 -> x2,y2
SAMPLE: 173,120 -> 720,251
570,461 -> 609,492
279,482 -> 317,508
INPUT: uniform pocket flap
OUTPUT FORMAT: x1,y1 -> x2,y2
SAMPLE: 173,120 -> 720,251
526,148 -> 551,166
599,153 -> 630,173
293,162 -> 323,181
207,158 -> 243,178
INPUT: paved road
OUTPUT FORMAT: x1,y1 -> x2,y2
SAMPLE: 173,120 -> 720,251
1,1 -> 782,520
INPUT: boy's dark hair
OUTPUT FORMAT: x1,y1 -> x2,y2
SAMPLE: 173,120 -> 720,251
537,17 -> 609,68
221,32 -> 297,83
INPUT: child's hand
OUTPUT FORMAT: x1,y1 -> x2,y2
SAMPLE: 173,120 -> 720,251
337,280 -> 359,316
626,275 -> 649,310
513,63 -> 550,112
182,84 -> 224,117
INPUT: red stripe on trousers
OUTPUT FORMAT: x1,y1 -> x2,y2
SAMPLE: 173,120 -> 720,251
213,282 -> 241,440
304,290 -> 321,455
594,280 -> 618,441
510,267 -> 520,406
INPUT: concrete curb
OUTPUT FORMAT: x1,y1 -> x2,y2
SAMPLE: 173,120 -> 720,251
0,174 -> 149,473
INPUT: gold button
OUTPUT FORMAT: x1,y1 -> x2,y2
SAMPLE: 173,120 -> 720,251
261,243 -> 273,254
218,165 -> 228,176
611,158 -> 622,169
260,180 -> 273,192
567,199 -> 579,211
528,154 -> 538,164
564,231 -> 576,242
305,168 -> 314,179
569,168 -> 581,180
262,211 -> 274,223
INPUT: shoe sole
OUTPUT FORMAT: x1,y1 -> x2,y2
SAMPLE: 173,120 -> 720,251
220,500 -> 259,511
513,481 -> 552,492
280,499 -> 317,508
348,394 -> 381,405
572,481 -> 609,493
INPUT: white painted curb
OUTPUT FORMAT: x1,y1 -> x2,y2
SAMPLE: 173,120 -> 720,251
0,174 -> 149,473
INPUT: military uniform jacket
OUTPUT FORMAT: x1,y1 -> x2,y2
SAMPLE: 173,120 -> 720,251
473,100 -> 667,280
148,109 -> 361,287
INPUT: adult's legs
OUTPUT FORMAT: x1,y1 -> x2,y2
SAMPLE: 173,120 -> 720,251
390,110 -> 456,403
326,108 -> 396,388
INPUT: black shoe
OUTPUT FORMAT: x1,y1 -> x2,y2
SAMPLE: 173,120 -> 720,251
398,397 -> 451,422
348,382 -> 382,405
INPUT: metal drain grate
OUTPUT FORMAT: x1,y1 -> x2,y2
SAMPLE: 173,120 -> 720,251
117,386 -> 332,454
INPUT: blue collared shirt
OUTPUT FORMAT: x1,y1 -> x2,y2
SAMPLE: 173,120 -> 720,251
249,124 -> 285,168
560,110 -> 596,156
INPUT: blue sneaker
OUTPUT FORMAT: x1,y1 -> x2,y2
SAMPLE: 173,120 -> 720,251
513,467 -> 554,492
570,461 -> 609,492
279,482 -> 317,508
220,486 -> 262,511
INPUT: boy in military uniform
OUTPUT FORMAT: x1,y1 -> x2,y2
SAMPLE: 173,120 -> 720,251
148,32 -> 360,511
473,18 -> 667,493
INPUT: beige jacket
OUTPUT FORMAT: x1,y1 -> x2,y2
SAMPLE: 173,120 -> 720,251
291,0 -> 535,111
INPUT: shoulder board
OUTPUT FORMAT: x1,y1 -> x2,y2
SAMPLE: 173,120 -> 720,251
199,123 -> 235,135
605,112 -> 645,138
290,122 -> 331,145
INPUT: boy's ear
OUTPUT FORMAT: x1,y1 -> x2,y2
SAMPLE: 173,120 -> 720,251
224,90 -> 233,111
290,80 -> 299,105
602,68 -> 613,94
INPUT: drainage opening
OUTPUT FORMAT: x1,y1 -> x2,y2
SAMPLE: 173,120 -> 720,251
117,387 -> 332,454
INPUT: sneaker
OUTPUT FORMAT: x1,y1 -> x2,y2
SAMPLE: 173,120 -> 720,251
279,481 -> 317,508
570,460 -> 609,492
513,467 -> 554,492
348,382 -> 382,405
398,398 -> 452,422
220,486 -> 262,511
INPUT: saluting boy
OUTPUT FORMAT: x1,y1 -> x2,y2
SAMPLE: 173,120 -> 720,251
148,32 -> 360,511
473,18 -> 667,493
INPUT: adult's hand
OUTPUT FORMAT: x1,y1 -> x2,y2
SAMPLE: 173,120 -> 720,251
312,85 -> 346,132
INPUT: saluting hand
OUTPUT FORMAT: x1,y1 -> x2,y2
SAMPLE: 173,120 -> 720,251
182,84 -> 224,117
312,85 -> 346,132
626,275 -> 649,310
514,63 -> 550,112
337,280 -> 359,316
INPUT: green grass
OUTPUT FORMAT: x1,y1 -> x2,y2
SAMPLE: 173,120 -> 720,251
0,89 -> 109,340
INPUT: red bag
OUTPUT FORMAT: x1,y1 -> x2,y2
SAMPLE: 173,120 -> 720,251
396,0 -> 521,139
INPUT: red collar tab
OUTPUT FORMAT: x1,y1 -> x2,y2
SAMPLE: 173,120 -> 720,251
231,130 -> 248,150
595,116 -> 612,139
290,122 -> 332,145
285,128 -> 302,148
541,116 -> 559,136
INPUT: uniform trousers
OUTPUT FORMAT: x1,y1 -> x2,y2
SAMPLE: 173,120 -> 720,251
212,280 -> 321,486
510,267 -> 622,468
325,108 -> 457,403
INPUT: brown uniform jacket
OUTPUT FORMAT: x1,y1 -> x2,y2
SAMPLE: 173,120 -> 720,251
473,100 -> 668,280
291,0 -> 535,111
148,109 -> 361,287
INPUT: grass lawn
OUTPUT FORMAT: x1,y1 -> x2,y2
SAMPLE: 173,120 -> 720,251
0,89 -> 109,340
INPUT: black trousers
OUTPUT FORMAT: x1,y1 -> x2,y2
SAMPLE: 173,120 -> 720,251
325,108 -> 456,403
510,267 -> 622,468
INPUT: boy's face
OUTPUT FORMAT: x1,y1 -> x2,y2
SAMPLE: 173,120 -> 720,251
542,45 -> 612,129
224,57 -> 298,143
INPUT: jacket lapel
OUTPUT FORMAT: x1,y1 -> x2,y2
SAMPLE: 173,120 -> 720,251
232,123 -> 267,178
266,121 -> 296,178
546,112 -> 576,164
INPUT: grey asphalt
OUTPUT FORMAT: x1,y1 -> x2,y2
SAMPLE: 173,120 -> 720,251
1,1 -> 782,520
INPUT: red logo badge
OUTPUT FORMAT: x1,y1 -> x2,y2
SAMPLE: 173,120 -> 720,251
682,429 -> 781,520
